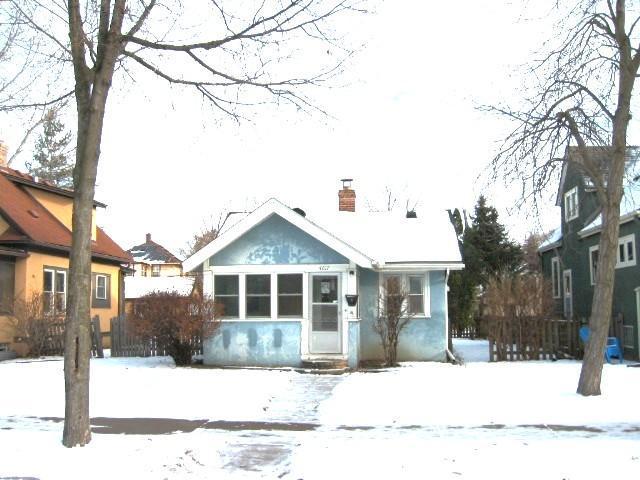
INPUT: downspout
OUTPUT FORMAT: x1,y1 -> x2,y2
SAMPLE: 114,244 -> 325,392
443,268 -> 459,364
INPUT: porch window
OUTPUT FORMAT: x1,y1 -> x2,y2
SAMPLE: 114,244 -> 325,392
151,264 -> 160,277
0,258 -> 15,314
214,275 -> 239,318
564,187 -> 579,221
43,267 -> 67,315
551,257 -> 561,298
277,274 -> 303,317
617,234 -> 636,268
589,246 -> 599,286
246,274 -> 271,317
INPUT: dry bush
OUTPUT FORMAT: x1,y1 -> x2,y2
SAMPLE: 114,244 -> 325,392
7,292 -> 63,357
129,291 -> 221,366
484,272 -> 555,361
374,276 -> 414,367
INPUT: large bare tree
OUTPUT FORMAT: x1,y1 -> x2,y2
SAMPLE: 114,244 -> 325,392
3,0 -> 363,446
487,0 -> 640,395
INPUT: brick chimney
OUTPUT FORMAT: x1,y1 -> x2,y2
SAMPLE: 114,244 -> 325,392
146,233 -> 152,243
338,178 -> 356,212
0,141 -> 7,167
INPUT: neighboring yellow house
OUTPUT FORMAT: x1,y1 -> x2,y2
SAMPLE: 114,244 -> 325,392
0,162 -> 131,353
126,233 -> 183,278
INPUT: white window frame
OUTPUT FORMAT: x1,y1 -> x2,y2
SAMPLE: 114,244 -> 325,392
213,274 -> 240,319
564,187 -> 579,222
551,257 -> 561,298
44,268 -> 67,315
379,272 -> 431,318
276,273 -> 304,318
616,234 -> 636,268
95,274 -> 107,300
245,274 -> 271,318
589,245 -> 599,286
151,264 -> 161,277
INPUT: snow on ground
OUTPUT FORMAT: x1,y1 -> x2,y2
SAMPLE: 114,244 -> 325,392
0,339 -> 639,479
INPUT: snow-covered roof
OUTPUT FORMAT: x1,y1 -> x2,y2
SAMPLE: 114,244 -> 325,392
125,276 -> 195,299
538,228 -> 562,253
127,234 -> 182,265
183,198 -> 463,272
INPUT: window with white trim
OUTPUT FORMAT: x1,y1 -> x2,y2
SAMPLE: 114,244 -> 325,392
551,257 -> 561,298
246,274 -> 271,317
617,234 -> 636,268
381,272 -> 430,317
43,267 -> 67,315
214,275 -> 239,318
277,274 -> 303,317
95,274 -> 107,300
564,187 -> 579,221
589,246 -> 599,286
151,264 -> 160,277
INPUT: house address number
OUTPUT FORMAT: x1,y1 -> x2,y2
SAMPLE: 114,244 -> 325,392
318,265 -> 330,271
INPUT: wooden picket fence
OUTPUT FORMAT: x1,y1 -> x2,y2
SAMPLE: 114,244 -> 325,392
452,318 -> 487,339
110,316 -> 202,357
41,315 -> 104,357
487,316 -> 580,362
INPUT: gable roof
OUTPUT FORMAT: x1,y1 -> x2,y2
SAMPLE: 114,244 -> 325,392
183,198 -> 463,272
0,167 -> 130,263
127,235 -> 182,264
555,146 -> 640,206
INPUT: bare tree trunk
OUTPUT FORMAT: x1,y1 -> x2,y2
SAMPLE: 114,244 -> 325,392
62,0 -> 124,447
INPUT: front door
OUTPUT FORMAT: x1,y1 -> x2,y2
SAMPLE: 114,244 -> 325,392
310,274 -> 341,354
563,269 -> 573,319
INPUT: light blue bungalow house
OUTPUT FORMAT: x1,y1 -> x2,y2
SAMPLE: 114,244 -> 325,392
183,183 -> 463,368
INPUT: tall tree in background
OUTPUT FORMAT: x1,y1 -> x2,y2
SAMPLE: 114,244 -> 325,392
5,0 -> 363,447
27,108 -> 73,187
447,197 -> 522,339
486,0 -> 640,395
521,232 -> 549,273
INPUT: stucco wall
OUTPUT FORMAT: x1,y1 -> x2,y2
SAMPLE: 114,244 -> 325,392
0,251 -> 121,347
357,267 -> 447,362
203,321 -> 301,367
210,214 -> 348,265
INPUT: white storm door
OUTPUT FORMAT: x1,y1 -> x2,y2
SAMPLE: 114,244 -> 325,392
310,274 -> 341,354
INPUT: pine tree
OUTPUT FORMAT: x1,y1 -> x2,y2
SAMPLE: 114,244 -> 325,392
448,196 -> 522,338
27,109 -> 73,188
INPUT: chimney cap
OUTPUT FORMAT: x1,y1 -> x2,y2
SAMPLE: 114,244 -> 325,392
146,233 -> 151,242
340,178 -> 353,189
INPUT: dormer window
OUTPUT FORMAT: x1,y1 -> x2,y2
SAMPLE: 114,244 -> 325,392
564,187 -> 579,221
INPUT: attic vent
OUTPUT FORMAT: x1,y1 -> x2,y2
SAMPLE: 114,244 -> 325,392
292,207 -> 306,217
28,209 -> 40,218
406,210 -> 417,219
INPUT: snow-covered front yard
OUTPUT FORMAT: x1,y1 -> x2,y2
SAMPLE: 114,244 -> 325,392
1,339 -> 639,479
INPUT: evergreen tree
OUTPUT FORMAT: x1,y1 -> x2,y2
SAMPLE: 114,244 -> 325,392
448,196 -> 522,338
27,109 -> 73,188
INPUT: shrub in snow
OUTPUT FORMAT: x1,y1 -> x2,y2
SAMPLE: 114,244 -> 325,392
374,276 -> 415,367
129,291 -> 221,365
7,292 -> 63,357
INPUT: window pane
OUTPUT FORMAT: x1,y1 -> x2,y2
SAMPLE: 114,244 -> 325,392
247,296 -> 270,317
0,261 -> 15,312
215,296 -> 238,317
313,276 -> 337,303
409,276 -> 423,294
278,274 -> 302,294
312,304 -> 338,331
628,241 -> 634,261
278,295 -> 302,317
409,295 -> 424,314
56,272 -> 66,294
44,270 -> 53,293
215,275 -> 238,295
247,275 -> 270,295
620,244 -> 625,263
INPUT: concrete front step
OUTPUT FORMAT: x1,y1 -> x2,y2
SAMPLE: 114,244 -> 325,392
298,357 -> 349,374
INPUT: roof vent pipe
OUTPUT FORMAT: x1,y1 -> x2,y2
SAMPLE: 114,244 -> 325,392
406,210 -> 417,219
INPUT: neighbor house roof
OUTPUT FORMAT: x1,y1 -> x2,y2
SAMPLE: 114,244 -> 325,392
183,198 -> 464,272
537,228 -> 562,253
127,235 -> 182,264
125,276 -> 194,299
0,167 -> 130,263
